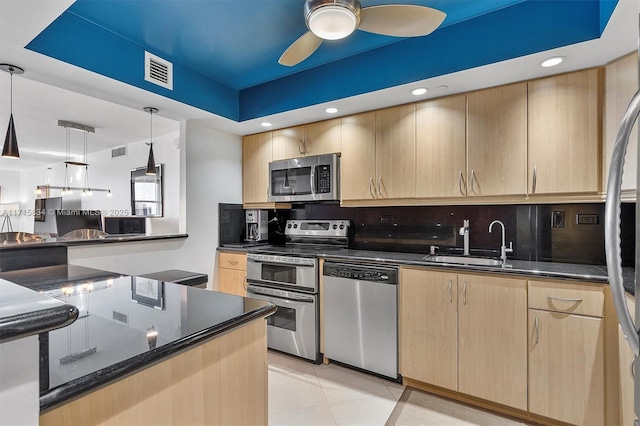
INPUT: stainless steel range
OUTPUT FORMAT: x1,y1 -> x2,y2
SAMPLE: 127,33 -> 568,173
246,219 -> 350,363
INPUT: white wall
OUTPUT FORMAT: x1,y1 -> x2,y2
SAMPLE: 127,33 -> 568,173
19,131 -> 181,234
0,170 -> 22,232
0,335 -> 39,426
69,121 -> 242,282
173,121 -> 243,282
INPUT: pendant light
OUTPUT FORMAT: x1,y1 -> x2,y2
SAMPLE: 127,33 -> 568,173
144,107 -> 158,175
1,64 -> 24,159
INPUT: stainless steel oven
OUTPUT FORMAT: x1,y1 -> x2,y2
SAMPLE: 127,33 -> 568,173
246,284 -> 318,362
246,219 -> 350,363
247,253 -> 317,292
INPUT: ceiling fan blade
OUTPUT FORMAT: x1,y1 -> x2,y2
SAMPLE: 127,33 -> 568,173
278,31 -> 323,67
359,4 -> 446,37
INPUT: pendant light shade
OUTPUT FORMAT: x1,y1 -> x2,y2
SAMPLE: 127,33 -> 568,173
144,107 -> 158,175
1,64 -> 24,159
3,114 -> 19,158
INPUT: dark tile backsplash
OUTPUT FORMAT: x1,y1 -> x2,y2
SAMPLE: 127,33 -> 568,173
285,202 -> 637,266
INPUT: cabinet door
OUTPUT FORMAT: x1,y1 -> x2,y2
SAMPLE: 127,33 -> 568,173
304,118 -> 341,156
467,82 -> 527,196
416,95 -> 467,198
458,274 -> 527,410
400,268 -> 458,391
375,104 -> 416,198
605,53 -> 638,194
619,323 -> 636,426
528,69 -> 600,194
528,309 -> 604,425
243,132 -> 272,204
219,268 -> 247,297
341,112 -> 377,200
272,126 -> 304,160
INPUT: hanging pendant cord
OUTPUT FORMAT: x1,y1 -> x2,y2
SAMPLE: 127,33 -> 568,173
9,68 -> 13,115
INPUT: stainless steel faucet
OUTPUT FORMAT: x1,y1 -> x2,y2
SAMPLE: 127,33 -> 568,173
488,220 -> 513,264
460,220 -> 470,256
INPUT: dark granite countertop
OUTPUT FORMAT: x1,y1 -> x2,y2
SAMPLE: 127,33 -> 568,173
0,233 -> 188,251
0,279 -> 78,344
239,245 -> 636,296
0,265 -> 276,413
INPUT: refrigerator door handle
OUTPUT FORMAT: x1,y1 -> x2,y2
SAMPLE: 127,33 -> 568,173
605,88 -> 640,357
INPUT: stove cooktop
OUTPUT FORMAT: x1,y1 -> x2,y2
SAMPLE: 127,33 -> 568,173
247,244 -> 346,257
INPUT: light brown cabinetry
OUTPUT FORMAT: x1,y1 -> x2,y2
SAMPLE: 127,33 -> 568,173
527,279 -> 605,425
467,82 -> 527,197
457,273 -> 528,410
340,112 -> 377,200
375,104 -> 416,198
605,52 -> 638,196
528,68 -> 601,195
400,268 -> 458,391
618,294 -> 635,426
400,268 -> 527,410
243,132 -> 272,206
218,252 -> 247,297
272,119 -> 342,160
415,95 -> 467,198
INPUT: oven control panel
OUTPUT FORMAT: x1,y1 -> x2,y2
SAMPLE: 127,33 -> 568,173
247,253 -> 316,266
285,220 -> 349,238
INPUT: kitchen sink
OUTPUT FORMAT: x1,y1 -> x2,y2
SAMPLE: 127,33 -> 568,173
423,255 -> 503,267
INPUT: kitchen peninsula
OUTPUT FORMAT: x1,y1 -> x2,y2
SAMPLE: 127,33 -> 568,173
0,264 -> 276,425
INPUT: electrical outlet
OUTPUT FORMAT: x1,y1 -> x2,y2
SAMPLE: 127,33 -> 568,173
380,215 -> 393,224
552,211 -> 565,228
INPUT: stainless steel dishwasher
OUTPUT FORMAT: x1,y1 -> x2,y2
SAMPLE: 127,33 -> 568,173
322,261 -> 399,380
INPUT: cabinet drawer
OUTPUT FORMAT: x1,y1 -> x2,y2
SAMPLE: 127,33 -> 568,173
528,280 -> 604,317
219,252 -> 247,271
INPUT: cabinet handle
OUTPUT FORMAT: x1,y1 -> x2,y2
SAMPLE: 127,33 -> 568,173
532,165 -> 537,193
228,260 -> 238,266
458,171 -> 465,195
298,138 -> 305,154
469,170 -> 475,193
448,280 -> 453,303
547,296 -> 583,303
369,177 -> 376,198
243,276 -> 248,291
462,282 -> 467,305
378,177 -> 383,197
534,317 -> 539,344
631,357 -> 636,379
305,137 -> 310,154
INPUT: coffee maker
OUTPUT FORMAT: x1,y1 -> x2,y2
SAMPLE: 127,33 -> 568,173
245,209 -> 268,242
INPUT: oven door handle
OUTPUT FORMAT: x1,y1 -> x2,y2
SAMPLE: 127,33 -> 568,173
246,286 -> 315,304
247,257 -> 315,267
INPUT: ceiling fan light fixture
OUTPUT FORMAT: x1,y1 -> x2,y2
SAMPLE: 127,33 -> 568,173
305,0 -> 361,41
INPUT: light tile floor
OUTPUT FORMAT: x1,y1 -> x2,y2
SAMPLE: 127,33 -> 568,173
268,350 -> 404,426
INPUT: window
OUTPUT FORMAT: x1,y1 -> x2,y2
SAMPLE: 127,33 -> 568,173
130,164 -> 163,217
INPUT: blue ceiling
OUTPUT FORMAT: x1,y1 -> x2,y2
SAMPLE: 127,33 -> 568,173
26,0 -> 617,122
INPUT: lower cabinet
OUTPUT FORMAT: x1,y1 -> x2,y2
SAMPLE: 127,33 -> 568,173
528,309 -> 604,425
218,252 -> 247,297
400,268 -> 527,410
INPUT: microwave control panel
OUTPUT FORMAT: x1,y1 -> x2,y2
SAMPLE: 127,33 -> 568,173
317,165 -> 331,193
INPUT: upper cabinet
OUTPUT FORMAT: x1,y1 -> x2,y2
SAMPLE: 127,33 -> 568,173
467,82 -> 528,197
604,52 -> 638,196
272,118 -> 342,161
375,104 -> 416,199
415,95 -> 467,198
341,112 -> 377,200
528,68 -> 602,195
242,132 -> 272,206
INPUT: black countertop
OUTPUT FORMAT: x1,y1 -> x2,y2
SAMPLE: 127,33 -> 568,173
0,265 -> 276,413
0,233 -> 188,251
221,245 -> 636,295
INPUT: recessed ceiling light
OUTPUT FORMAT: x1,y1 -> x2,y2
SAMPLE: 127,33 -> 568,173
260,122 -> 272,127
411,87 -> 428,96
325,107 -> 338,114
435,85 -> 448,91
540,56 -> 564,68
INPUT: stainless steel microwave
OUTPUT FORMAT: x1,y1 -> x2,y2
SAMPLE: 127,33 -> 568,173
268,153 -> 339,202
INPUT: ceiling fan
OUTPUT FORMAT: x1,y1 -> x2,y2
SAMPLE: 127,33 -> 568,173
279,0 -> 446,67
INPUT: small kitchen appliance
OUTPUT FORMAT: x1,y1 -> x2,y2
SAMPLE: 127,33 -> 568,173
268,153 -> 340,203
245,209 -> 268,242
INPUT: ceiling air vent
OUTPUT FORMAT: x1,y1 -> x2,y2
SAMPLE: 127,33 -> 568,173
111,146 -> 126,158
113,311 -> 128,324
144,51 -> 173,90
